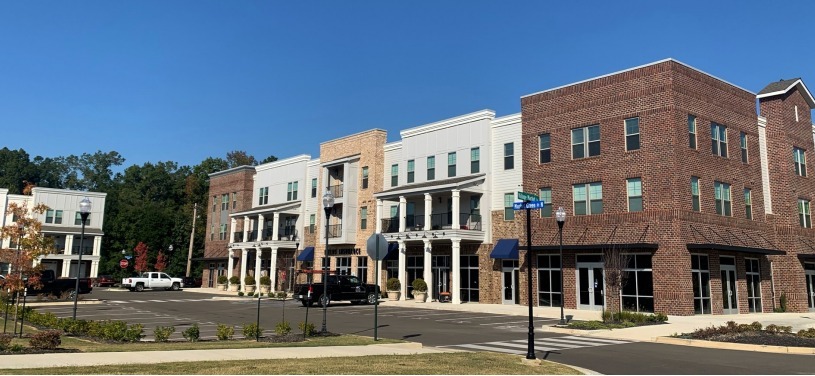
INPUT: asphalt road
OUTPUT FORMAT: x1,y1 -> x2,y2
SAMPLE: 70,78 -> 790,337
33,288 -> 815,375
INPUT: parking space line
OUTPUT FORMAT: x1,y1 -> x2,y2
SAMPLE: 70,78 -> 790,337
479,320 -> 531,325
561,335 -> 630,344
437,315 -> 503,321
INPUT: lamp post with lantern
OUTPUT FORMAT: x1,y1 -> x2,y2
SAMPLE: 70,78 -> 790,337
321,190 -> 335,334
556,207 -> 567,325
72,197 -> 91,320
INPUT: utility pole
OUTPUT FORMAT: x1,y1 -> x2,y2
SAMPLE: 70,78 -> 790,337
186,203 -> 197,278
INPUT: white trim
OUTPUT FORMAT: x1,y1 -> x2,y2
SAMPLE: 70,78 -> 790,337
400,110 -> 495,138
384,141 -> 403,152
255,154 -> 311,172
320,154 -> 360,167
522,58 -> 754,99
319,128 -> 387,146
756,79 -> 815,107
491,113 -> 521,128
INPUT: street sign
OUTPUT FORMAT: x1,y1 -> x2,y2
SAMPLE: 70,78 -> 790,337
366,233 -> 388,261
119,259 -> 129,268
517,191 -> 539,202
513,200 -> 546,210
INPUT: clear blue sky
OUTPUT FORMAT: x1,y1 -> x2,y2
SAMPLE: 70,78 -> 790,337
1,1 -> 813,169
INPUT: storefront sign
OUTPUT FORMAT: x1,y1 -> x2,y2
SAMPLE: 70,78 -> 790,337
327,248 -> 361,256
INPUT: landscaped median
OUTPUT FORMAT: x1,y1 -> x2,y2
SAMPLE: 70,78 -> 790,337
658,321 -> 815,355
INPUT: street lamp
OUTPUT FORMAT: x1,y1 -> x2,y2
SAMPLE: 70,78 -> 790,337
321,189 -> 335,334
73,197 -> 91,320
556,207 -> 566,325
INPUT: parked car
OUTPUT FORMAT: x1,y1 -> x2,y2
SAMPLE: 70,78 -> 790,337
9,270 -> 93,299
121,272 -> 183,292
93,275 -> 116,287
294,274 -> 378,307
182,276 -> 202,288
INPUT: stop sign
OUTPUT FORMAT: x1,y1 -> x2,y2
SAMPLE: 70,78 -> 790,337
119,259 -> 129,268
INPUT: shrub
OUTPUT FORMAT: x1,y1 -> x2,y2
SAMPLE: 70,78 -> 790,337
276,291 -> 287,299
7,344 -> 24,353
275,321 -> 292,336
298,322 -> 316,337
153,325 -> 176,342
601,310 -> 667,324
267,292 -> 274,298
216,324 -> 234,340
253,293 -> 259,298
29,330 -> 61,350
182,323 -> 200,342
238,291 -> 244,297
386,278 -> 400,291
260,276 -> 271,286
797,328 -> 815,338
765,324 -> 792,334
0,333 -> 12,351
411,278 -> 427,292
779,292 -> 788,312
125,323 -> 145,342
244,276 -> 256,285
217,275 -> 228,285
229,276 -> 240,285
242,323 -> 262,339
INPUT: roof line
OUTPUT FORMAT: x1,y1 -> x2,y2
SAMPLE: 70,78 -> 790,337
756,79 -> 815,108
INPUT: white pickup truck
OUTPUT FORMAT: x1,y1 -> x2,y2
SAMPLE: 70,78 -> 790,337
122,272 -> 184,292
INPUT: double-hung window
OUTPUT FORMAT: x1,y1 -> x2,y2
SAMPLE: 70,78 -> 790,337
221,194 -> 228,210
799,199 -> 811,228
75,212 -> 90,226
311,178 -> 317,198
794,147 -> 807,177
390,164 -> 398,187
259,187 -> 268,205
539,188 -> 552,218
691,177 -> 700,212
688,115 -> 697,149
627,178 -> 643,212
470,147 -> 480,173
504,143 -> 514,170
714,181 -> 732,216
744,188 -> 753,220
360,207 -> 368,230
427,156 -> 435,180
573,182 -> 603,215
54,210 -> 63,224
504,193 -> 515,220
572,125 -> 601,159
625,117 -> 640,151
740,132 -> 748,163
361,166 -> 369,189
711,122 -> 727,157
448,152 -> 456,177
232,192 -> 237,209
407,160 -> 415,184
287,181 -> 298,201
309,214 -> 316,234
212,196 -> 217,212
539,133 -> 551,163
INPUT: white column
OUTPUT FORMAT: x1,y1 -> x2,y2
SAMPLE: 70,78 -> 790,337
230,218 -> 237,243
375,199 -> 383,232
64,236 -> 74,255
398,240 -> 406,300
398,196 -> 407,232
270,247 -> 279,291
228,249 -> 234,281
90,260 -> 99,278
242,216 -> 250,242
273,212 -> 280,241
257,214 -> 265,241
452,189 -> 461,229
423,239 -> 433,300
240,249 -> 248,291
61,260 -> 71,278
424,194 -> 432,231
93,236 -> 101,256
451,238 -> 461,304
255,247 -> 262,290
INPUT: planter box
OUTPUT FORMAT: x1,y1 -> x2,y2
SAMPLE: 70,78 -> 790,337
387,291 -> 401,301
216,284 -> 227,291
229,284 -> 239,292
413,292 -> 427,303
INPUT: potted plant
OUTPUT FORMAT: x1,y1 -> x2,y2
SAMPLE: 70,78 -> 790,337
259,275 -> 271,294
217,275 -> 228,291
228,276 -> 240,292
412,278 -> 427,303
244,275 -> 256,294
386,277 -> 401,301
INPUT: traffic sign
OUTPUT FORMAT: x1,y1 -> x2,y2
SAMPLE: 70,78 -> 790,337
366,233 -> 389,261
119,259 -> 129,268
513,200 -> 546,210
517,191 -> 539,202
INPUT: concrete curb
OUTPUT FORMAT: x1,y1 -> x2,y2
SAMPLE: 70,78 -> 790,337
26,299 -> 103,307
655,336 -> 815,355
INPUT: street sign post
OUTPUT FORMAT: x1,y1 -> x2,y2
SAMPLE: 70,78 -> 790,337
366,233 -> 388,341
119,259 -> 128,269
517,191 -> 539,202
513,200 -> 546,210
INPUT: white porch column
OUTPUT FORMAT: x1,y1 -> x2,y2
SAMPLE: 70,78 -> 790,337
255,247 -> 262,290
64,236 -> 74,255
240,249 -> 248,291
272,212 -> 280,241
452,189 -> 461,229
230,218 -> 237,243
451,238 -> 461,304
424,194 -> 432,231
270,246 -> 279,291
93,236 -> 102,256
61,260 -> 71,278
242,216 -> 250,242
375,199 -> 383,232
90,260 -> 99,278
257,214 -> 265,241
398,196 -> 407,232
398,240 -> 406,300
228,249 -> 235,281
423,239 -> 433,300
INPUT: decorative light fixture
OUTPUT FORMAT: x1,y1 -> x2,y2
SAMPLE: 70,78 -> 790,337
73,197 -> 92,320
556,206 -> 567,325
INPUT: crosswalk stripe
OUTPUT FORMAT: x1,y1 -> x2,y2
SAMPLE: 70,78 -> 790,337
532,337 -> 616,347
562,335 -> 629,344
483,341 -> 561,352
441,336 -> 631,355
454,344 -> 527,355
147,300 -> 165,302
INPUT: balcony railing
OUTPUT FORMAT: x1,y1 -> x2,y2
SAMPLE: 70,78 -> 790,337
380,218 -> 398,233
262,229 -> 274,241
328,184 -> 344,198
279,226 -> 297,241
233,232 -> 242,242
327,224 -> 342,238
71,246 -> 93,255
382,213 -> 483,232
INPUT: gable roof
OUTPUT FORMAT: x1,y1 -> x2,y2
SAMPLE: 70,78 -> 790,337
757,78 -> 815,108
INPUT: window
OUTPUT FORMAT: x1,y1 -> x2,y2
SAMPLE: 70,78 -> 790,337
625,117 -> 640,151
539,188 -> 552,218
74,212 -> 90,226
504,193 -> 515,220
711,122 -> 727,157
336,257 -> 351,276
746,258 -> 762,313
210,225 -> 214,241
259,187 -> 268,205
627,178 -> 643,212
691,177 -> 700,212
361,167 -> 369,189
622,255 -> 654,312
407,160 -> 415,183
360,207 -> 368,230
572,125 -> 601,159
691,254 -> 711,314
740,132 -> 748,163
796,105 -> 800,122
46,210 -> 64,224
447,152 -> 456,177
714,181 -> 732,216
688,115 -> 697,149
287,181 -> 298,201
744,189 -> 753,220
537,254 -> 561,307
356,257 -> 368,284
471,147 -> 480,173
219,224 -> 227,240
799,199 -> 811,228
311,178 -> 317,198
212,196 -> 217,212
427,156 -> 435,180
573,182 -> 602,215
232,192 -> 237,209
794,147 -> 807,177
55,210 -> 63,224
538,133 -> 551,163
221,194 -> 228,210
504,143 -> 514,170
309,214 -> 316,234
390,164 -> 398,187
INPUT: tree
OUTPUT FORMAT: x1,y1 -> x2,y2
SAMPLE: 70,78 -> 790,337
133,242 -> 149,273
0,201 -> 54,292
154,251 -> 167,272
259,155 -> 278,164
603,245 -> 631,319
226,150 -> 257,168
0,148 -> 39,194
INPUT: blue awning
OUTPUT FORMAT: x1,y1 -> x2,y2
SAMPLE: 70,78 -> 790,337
490,239 -> 519,259
296,246 -> 315,261
383,243 -> 399,260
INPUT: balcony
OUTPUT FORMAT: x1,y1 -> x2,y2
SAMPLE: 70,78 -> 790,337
233,232 -> 242,242
71,246 -> 93,255
279,226 -> 298,241
327,224 -> 342,238
381,218 -> 399,233
328,184 -> 344,198
430,213 -> 482,230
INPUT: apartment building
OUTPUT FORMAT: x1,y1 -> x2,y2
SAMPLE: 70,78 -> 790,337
1,187 -> 107,278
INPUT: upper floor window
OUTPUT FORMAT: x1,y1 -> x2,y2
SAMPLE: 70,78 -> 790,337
360,206 -> 368,230
309,214 -> 316,233
471,147 -> 480,173
427,156 -> 435,180
539,133 -> 551,163
711,122 -> 727,157
45,209 -> 63,224
212,196 -> 217,212
361,167 -> 369,189
744,188 -> 753,220
74,212 -> 91,226
503,193 -> 515,220
407,160 -> 415,184
572,125 -> 600,159
287,181 -> 298,201
219,224 -> 227,240
625,117 -> 640,151
504,143 -> 514,170
573,182 -> 603,215
232,192 -> 237,209
740,132 -> 748,163
210,224 -> 214,241
688,115 -> 697,149
714,181 -> 732,216
691,177 -> 700,212
221,194 -> 229,211
539,187 -> 552,217
627,178 -> 643,212
391,164 -> 398,187
794,147 -> 807,177
448,152 -> 457,177
799,199 -> 811,228
311,178 -> 317,198
259,187 -> 269,205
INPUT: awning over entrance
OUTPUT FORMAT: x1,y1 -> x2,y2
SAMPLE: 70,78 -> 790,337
296,246 -> 315,261
383,243 -> 399,260
490,239 -> 519,259
686,243 -> 785,256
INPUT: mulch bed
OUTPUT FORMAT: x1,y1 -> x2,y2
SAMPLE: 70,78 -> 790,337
703,332 -> 815,348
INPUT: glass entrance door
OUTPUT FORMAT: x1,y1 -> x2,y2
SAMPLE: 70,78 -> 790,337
502,267 -> 519,304
577,262 -> 604,310
805,263 -> 815,311
720,262 -> 738,314
432,255 -> 450,301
